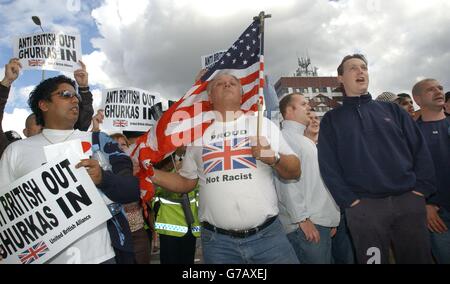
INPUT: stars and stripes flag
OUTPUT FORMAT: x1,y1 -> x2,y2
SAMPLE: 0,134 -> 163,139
131,19 -> 265,203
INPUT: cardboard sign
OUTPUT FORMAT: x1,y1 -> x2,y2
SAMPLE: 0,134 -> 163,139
201,50 -> 227,69
100,87 -> 162,132
0,153 -> 111,264
13,32 -> 82,73
44,139 -> 90,161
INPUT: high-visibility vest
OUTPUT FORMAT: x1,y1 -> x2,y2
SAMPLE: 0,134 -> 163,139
153,187 -> 201,238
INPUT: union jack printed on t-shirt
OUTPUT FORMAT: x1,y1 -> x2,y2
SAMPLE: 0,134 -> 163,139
18,241 -> 49,264
202,137 -> 257,174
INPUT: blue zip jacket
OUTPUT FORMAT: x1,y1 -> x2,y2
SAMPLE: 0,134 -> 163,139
318,94 -> 436,209
416,117 -> 450,212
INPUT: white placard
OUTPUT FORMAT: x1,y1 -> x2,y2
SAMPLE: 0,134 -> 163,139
201,50 -> 227,69
13,32 -> 82,73
100,87 -> 161,132
44,139 -> 89,162
0,153 -> 111,264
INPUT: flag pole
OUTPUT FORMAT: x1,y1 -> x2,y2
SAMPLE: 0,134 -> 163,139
254,11 -> 271,144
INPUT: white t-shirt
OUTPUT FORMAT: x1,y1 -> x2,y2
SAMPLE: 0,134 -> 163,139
0,129 -> 114,264
179,115 -> 296,230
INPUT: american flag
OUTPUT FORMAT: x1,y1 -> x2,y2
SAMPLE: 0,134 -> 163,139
18,241 -> 49,264
203,137 -> 257,174
131,19 -> 264,202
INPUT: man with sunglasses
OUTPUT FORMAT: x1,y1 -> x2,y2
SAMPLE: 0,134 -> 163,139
0,75 -> 140,264
318,54 -> 435,264
0,59 -> 94,157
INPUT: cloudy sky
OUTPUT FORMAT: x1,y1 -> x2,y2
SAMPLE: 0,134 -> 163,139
1,0 -> 449,136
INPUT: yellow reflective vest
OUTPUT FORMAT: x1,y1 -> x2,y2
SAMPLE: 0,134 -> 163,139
152,185 -> 201,238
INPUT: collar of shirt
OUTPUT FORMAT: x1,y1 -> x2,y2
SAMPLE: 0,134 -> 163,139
281,120 -> 307,134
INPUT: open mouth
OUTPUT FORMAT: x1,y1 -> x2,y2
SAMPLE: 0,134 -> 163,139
356,77 -> 365,83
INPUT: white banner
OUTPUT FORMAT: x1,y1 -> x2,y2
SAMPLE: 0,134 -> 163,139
201,50 -> 227,69
0,153 -> 111,264
100,87 -> 162,132
13,32 -> 82,73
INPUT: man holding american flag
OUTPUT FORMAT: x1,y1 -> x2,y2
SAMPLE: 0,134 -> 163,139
149,70 -> 300,264
130,16 -> 300,263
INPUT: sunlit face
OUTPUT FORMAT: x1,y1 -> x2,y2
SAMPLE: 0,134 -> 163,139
338,58 -> 369,97
208,74 -> 242,111
116,137 -> 129,152
306,112 -> 320,134
209,74 -> 241,104
445,99 -> 450,114
398,97 -> 415,117
39,83 -> 80,129
414,80 -> 445,111
286,94 -> 311,126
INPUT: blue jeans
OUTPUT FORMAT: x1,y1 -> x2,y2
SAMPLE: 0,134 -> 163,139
332,213 -> 355,264
201,217 -> 299,264
430,207 -> 450,264
287,224 -> 333,264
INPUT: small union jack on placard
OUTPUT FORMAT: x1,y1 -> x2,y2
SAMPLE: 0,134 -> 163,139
18,241 -> 50,264
113,119 -> 128,127
28,59 -> 45,66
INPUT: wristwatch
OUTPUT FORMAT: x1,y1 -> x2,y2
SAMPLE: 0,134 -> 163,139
270,152 -> 281,168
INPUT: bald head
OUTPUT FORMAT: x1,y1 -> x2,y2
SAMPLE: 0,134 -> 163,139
23,113 -> 43,137
412,79 -> 438,97
412,78 -> 445,112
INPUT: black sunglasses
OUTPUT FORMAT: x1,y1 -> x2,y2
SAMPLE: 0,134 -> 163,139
51,90 -> 82,102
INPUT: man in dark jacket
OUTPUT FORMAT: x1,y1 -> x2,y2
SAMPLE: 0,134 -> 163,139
444,91 -> 450,117
317,54 -> 436,264
0,58 -> 21,157
413,79 -> 450,263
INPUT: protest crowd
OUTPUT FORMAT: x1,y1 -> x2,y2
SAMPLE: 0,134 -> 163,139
0,19 -> 449,265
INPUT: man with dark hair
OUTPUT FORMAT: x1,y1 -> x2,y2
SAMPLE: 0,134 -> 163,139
22,113 -> 42,137
318,54 -> 436,264
0,58 -> 21,157
4,130 -> 22,143
444,91 -> 450,117
413,78 -> 450,263
304,111 -> 320,144
0,60 -> 94,157
397,93 -> 415,118
0,75 -> 140,264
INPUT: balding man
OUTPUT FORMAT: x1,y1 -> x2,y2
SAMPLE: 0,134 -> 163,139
149,71 -> 300,264
413,79 -> 450,264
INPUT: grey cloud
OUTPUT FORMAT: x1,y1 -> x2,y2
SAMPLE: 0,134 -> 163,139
4,0 -> 449,103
